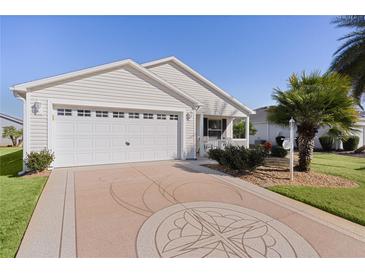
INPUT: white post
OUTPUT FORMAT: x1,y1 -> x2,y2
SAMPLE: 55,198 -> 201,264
245,116 -> 250,148
199,114 -> 205,157
289,117 -> 295,181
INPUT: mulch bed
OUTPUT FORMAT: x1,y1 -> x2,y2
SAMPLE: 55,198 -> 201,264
22,170 -> 51,178
202,161 -> 358,189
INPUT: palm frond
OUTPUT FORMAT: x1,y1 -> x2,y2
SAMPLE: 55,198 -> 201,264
332,16 -> 365,28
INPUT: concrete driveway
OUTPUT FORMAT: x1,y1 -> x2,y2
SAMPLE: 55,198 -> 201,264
17,160 -> 365,258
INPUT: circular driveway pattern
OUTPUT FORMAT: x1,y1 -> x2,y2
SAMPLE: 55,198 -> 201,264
137,202 -> 318,258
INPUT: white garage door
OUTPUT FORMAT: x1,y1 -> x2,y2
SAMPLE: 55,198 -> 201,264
52,107 -> 181,167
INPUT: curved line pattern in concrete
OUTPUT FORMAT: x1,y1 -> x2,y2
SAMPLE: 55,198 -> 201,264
137,202 -> 319,258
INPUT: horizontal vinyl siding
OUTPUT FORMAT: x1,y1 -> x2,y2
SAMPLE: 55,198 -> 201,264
147,62 -> 245,117
27,66 -> 195,157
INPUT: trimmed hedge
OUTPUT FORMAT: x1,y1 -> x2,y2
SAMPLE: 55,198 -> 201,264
342,136 -> 359,151
271,145 -> 288,158
208,145 -> 267,172
319,135 -> 334,151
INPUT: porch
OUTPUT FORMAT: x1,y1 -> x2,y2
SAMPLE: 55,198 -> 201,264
196,113 -> 250,157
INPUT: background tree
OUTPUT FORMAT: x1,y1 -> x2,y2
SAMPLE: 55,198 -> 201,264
233,120 -> 257,139
268,72 -> 358,171
330,15 -> 365,106
2,126 -> 23,147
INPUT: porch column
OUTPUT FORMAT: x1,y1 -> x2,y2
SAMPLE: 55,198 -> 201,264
199,114 -> 205,157
245,116 -> 250,148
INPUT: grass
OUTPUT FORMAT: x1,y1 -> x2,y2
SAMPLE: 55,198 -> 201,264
269,152 -> 365,226
0,147 -> 48,258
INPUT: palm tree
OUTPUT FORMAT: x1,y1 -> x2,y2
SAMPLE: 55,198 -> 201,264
330,16 -> 365,105
268,72 -> 358,171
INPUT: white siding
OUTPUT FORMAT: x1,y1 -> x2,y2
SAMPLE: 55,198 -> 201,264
147,62 -> 245,117
27,66 -> 195,159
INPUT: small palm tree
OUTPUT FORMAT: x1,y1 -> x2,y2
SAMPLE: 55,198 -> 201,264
330,16 -> 365,105
268,72 -> 358,171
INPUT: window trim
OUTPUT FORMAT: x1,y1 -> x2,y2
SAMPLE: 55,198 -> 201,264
57,108 -> 72,116
113,111 -> 124,118
96,110 -> 109,118
157,113 -> 167,120
169,114 -> 178,120
143,113 -> 154,119
207,118 -> 223,139
129,112 -> 140,119
77,109 -> 91,117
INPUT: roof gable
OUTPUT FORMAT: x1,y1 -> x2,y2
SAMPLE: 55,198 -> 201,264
11,59 -> 202,108
143,57 -> 255,115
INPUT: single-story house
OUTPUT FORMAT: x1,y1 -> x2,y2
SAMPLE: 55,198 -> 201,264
11,57 -> 254,170
250,106 -> 365,149
0,113 -> 23,146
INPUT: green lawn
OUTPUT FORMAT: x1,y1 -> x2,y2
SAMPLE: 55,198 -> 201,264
0,147 -> 48,258
269,153 -> 365,225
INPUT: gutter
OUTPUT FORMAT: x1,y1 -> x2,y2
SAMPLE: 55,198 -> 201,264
13,90 -> 27,175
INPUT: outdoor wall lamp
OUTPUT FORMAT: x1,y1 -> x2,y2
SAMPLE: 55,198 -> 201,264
32,101 -> 41,115
186,112 -> 192,121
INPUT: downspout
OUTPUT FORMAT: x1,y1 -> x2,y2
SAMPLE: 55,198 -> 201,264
13,90 -> 27,175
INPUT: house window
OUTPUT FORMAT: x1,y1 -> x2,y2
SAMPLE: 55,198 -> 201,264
208,119 -> 222,139
77,110 -> 91,117
143,113 -> 154,119
113,112 -> 124,118
57,109 -> 72,116
129,112 -> 139,119
96,111 -> 108,117
157,114 -> 166,120
169,114 -> 178,120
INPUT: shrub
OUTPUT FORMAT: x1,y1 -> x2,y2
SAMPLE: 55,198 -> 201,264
342,136 -> 360,151
207,148 -> 224,165
208,145 -> 267,172
319,135 -> 334,151
246,147 -> 267,171
271,145 -> 288,158
275,136 -> 285,147
25,149 -> 55,172
262,141 -> 272,152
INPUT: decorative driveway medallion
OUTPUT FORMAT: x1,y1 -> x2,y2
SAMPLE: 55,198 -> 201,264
137,202 -> 318,258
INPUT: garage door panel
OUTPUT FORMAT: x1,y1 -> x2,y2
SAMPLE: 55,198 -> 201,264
95,138 -> 110,149
55,122 -> 74,134
76,123 -> 93,134
54,137 -> 74,151
111,124 -> 126,134
111,137 -> 124,147
76,138 -> 93,150
53,107 -> 180,167
75,152 -> 94,165
111,151 -> 127,162
95,123 -> 110,134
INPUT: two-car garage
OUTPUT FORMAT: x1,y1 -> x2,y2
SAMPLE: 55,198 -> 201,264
52,106 -> 181,167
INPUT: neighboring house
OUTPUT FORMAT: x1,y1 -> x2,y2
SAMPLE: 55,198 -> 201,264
250,106 -> 365,149
0,113 -> 23,146
11,57 -> 254,169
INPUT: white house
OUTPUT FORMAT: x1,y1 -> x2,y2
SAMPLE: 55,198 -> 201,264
11,57 -> 254,169
250,106 -> 365,149
0,113 -> 23,146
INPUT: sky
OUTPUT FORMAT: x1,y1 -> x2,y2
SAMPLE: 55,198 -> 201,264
0,16 -> 347,119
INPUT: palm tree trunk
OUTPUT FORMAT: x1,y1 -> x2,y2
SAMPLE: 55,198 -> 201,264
10,136 -> 17,147
297,131 -> 316,172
